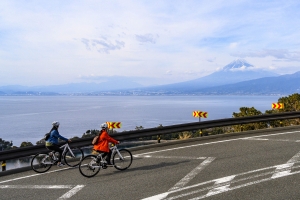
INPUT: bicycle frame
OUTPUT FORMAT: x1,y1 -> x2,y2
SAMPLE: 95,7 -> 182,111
92,145 -> 123,168
110,145 -> 124,160
50,142 -> 74,161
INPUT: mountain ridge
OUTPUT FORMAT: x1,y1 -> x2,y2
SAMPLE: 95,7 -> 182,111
0,59 -> 297,95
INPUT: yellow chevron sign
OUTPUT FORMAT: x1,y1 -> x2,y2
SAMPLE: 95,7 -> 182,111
193,111 -> 199,117
272,103 -> 284,109
106,122 -> 122,129
192,111 -> 208,118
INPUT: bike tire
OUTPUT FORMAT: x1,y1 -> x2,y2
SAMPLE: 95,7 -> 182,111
113,149 -> 133,170
64,147 -> 84,167
79,155 -> 101,178
31,153 -> 53,173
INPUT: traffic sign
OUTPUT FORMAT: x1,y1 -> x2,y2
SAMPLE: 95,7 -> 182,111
272,103 -> 284,109
192,111 -> 208,118
193,111 -> 199,117
199,111 -> 208,118
106,122 -> 122,129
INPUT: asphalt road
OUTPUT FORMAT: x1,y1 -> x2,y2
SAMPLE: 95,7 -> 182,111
1,127 -> 300,200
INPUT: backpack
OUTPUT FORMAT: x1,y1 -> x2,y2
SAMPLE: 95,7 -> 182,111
92,135 -> 99,145
44,132 -> 50,141
92,131 -> 103,145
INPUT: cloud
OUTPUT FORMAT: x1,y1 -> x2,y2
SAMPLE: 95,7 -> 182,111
206,57 -> 216,62
231,49 -> 300,61
229,42 -> 239,49
135,34 -> 159,44
80,38 -> 125,53
1,1 -> 300,86
228,66 -> 257,72
165,70 -> 173,75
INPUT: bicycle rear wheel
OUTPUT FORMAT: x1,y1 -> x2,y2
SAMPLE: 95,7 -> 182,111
31,153 -> 53,173
113,149 -> 133,170
79,155 -> 101,178
64,147 -> 84,167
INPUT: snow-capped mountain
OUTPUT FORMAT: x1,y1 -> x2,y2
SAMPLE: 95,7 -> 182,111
140,59 -> 279,92
222,59 -> 254,71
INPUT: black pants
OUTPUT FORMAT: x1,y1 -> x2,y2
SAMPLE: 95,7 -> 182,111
102,150 -> 112,164
46,144 -> 63,162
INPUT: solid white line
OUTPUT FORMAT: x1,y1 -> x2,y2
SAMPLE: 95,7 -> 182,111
58,185 -> 85,199
134,155 -> 207,160
0,185 -> 73,189
0,167 -> 69,184
169,157 -> 215,191
241,138 -> 269,141
135,130 -> 300,157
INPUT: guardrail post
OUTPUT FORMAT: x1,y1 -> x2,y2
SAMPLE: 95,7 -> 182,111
1,160 -> 6,171
157,135 -> 161,143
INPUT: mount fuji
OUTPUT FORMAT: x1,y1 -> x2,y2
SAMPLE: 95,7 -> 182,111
140,59 -> 279,93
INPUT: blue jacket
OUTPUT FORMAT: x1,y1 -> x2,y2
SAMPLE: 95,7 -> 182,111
46,130 -> 68,145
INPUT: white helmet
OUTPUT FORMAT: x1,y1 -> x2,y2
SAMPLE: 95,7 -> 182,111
52,121 -> 60,127
100,123 -> 108,129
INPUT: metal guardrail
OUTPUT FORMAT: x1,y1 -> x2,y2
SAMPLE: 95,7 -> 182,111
1,111 -> 300,162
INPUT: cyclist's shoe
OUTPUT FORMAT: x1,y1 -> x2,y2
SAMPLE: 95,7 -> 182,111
107,163 -> 114,167
57,163 -> 65,167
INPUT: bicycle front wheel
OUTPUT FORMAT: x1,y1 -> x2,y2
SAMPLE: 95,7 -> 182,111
113,149 -> 133,170
31,153 -> 53,173
79,155 -> 101,178
64,147 -> 84,167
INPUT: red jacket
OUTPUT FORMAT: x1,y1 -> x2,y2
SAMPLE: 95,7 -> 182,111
93,130 -> 118,152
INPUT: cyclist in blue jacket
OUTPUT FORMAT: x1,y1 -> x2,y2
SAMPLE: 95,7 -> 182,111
45,121 -> 71,167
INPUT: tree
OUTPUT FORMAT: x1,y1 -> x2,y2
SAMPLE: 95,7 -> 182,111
264,93 -> 300,127
20,141 -> 34,147
82,129 -> 99,138
232,107 -> 267,131
0,138 -> 13,151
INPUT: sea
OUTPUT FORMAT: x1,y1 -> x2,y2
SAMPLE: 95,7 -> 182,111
0,95 -> 281,147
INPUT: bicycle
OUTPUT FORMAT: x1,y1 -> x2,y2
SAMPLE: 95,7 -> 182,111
31,142 -> 83,173
79,144 -> 132,178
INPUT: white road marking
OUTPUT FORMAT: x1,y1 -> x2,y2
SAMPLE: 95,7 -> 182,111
204,175 -> 235,197
143,150 -> 300,200
0,167 -> 69,184
58,185 -> 85,199
272,150 -> 300,178
134,155 -> 207,160
0,185 -> 85,199
169,157 -> 215,191
0,185 -> 73,189
135,130 -> 300,157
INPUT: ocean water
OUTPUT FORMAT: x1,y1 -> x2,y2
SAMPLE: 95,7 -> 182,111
0,95 -> 281,147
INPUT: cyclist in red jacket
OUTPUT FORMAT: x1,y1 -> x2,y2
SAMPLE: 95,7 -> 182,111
92,123 -> 119,165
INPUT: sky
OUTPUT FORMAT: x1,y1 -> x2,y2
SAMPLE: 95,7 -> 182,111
1,0 -> 300,86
